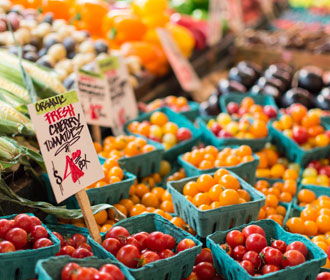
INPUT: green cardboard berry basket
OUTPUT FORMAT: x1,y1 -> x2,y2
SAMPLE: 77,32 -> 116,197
167,170 -> 266,237
45,223 -> 90,239
42,170 -> 136,209
124,108 -> 201,161
0,213 -> 60,280
99,140 -> 165,178
206,219 -> 327,280
88,213 -> 202,280
197,117 -> 268,152
36,256 -> 134,280
220,93 -> 278,116
269,122 -> 330,167
178,149 -> 259,185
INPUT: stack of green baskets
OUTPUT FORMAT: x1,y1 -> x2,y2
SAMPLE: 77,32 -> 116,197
206,219 -> 327,280
0,213 -> 60,280
36,256 -> 134,280
88,213 -> 202,280
124,108 -> 201,161
178,148 -> 260,185
167,170 -> 265,237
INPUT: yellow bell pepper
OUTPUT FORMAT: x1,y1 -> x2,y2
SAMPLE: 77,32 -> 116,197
132,0 -> 168,17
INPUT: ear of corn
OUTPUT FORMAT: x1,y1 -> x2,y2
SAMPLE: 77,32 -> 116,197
0,50 -> 66,98
0,136 -> 20,161
0,88 -> 28,107
0,76 -> 30,102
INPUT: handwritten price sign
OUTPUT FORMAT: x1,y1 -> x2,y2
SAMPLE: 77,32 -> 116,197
76,68 -> 113,127
98,55 -> 138,135
157,28 -> 201,92
28,91 -> 104,203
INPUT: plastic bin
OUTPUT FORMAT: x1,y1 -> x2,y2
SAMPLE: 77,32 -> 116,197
89,213 -> 202,280
206,219 -> 327,280
167,171 -> 266,237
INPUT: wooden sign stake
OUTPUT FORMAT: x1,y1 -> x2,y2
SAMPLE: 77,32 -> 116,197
75,189 -> 102,243
91,125 -> 102,144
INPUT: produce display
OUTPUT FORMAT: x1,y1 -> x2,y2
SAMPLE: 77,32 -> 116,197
301,158 -> 330,186
139,96 -> 192,113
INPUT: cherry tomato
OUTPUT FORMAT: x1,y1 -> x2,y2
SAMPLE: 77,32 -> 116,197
317,272 -> 330,280
78,243 -> 92,252
0,219 -> 13,238
64,238 -> 76,247
33,238 -> 53,249
243,251 -> 261,268
146,232 -> 167,252
140,251 -> 160,266
240,260 -> 254,275
121,237 -> 141,251
282,250 -> 306,268
263,248 -> 282,266
52,231 -> 64,247
226,230 -> 245,248
164,234 -> 176,250
30,216 -> 42,228
261,264 -> 280,275
184,272 -> 198,280
61,262 -> 80,280
176,239 -> 196,253
5,228 -> 27,249
72,248 -> 93,258
116,245 -> 141,268
14,214 -> 33,232
232,245 -> 247,261
71,267 -> 94,280
105,226 -> 130,240
242,225 -> 265,238
31,226 -> 48,241
245,233 -> 267,253
72,234 -> 87,247
94,272 -> 114,280
58,245 -> 75,256
132,232 -> 149,250
195,248 -> 213,265
100,264 -> 125,280
159,249 -> 175,259
195,262 -> 215,280
271,240 -> 287,254
286,241 -> 308,257
102,238 -> 121,255
0,240 -> 15,253
261,246 -> 272,256
220,243 -> 232,256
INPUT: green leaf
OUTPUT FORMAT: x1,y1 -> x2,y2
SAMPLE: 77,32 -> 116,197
108,27 -> 117,40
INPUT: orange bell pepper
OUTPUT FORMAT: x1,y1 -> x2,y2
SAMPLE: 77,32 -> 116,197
121,41 -> 168,76
42,0 -> 72,20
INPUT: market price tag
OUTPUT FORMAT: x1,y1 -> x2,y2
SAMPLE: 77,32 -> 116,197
28,91 -> 104,204
208,0 -> 223,46
98,55 -> 138,135
76,68 -> 113,127
228,0 -> 244,33
156,28 -> 201,92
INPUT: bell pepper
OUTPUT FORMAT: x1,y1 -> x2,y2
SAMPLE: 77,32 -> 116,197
121,41 -> 168,76
165,22 -> 195,57
42,0 -> 72,20
132,0 -> 168,17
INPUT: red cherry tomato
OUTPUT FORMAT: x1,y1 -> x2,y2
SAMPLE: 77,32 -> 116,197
94,271 -> 114,280
282,250 -> 306,268
164,234 -> 176,250
52,231 -> 64,247
286,241 -> 308,257
121,237 -> 141,251
240,260 -> 254,275
176,239 -> 196,253
58,245 -> 75,256
14,214 -> 33,232
33,238 -> 53,249
102,238 -> 121,255
0,219 -> 13,238
146,232 -> 167,252
105,226 -> 130,240
263,248 -> 283,266
72,248 -> 93,258
159,249 -> 175,259
261,264 -> 280,275
245,234 -> 267,253
271,240 -> 287,254
195,248 -> 213,265
226,230 -> 245,248
242,225 -> 265,238
72,234 -> 87,247
6,228 -> 27,249
232,245 -> 247,261
78,243 -> 92,252
132,232 -> 149,250
116,245 -> 141,268
71,267 -> 94,280
195,262 -> 215,280
31,225 -> 48,241
64,238 -> 76,248
0,240 -> 15,253
30,216 -> 42,228
243,251 -> 261,268
99,264 -> 125,280
140,251 -> 160,266
61,262 -> 80,280
317,272 -> 330,280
